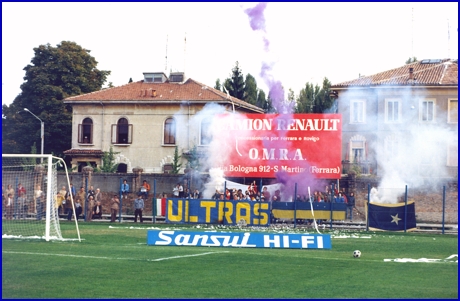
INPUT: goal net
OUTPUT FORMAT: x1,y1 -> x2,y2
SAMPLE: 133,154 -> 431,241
2,154 -> 80,241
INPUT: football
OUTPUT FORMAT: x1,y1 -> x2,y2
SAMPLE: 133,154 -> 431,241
353,250 -> 361,258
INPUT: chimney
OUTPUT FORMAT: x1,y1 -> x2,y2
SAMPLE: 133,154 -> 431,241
409,67 -> 414,80
151,89 -> 157,97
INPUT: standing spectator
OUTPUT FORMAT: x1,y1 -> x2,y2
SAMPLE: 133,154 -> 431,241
248,181 -> 258,199
5,193 -> 14,220
76,187 -> 86,214
86,195 -> 95,221
273,190 -> 281,202
73,198 -> 83,221
212,190 -> 221,200
140,180 -> 150,199
5,184 -> 15,201
17,183 -> 27,218
66,195 -> 76,221
341,188 -> 348,204
261,186 -> 271,202
346,192 -> 355,222
121,179 -> 129,199
4,184 -> 15,218
134,193 -> 144,223
94,188 -> 102,204
58,185 -> 67,215
184,188 -> 191,199
69,183 -> 76,199
34,185 -> 44,220
17,183 -> 26,197
192,189 -> 201,199
110,194 -> 120,222
87,185 -> 95,200
178,183 -> 184,198
64,186 -> 74,217
93,201 -> 102,219
335,192 -> 345,203
172,184 -> 180,197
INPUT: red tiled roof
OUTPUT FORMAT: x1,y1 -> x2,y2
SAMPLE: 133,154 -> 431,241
64,78 -> 264,112
332,59 -> 458,87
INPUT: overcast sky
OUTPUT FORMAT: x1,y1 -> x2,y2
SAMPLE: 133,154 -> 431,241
2,2 -> 458,106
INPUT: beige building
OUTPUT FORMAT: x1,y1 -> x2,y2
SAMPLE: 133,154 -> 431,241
63,72 -> 264,173
331,59 -> 458,180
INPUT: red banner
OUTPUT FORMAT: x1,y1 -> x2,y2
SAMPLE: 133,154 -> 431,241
211,113 -> 342,179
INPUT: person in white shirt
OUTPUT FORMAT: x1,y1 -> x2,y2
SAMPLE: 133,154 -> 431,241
172,184 -> 180,197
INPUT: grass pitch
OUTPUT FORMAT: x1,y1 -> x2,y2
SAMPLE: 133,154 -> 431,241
2,222 -> 458,299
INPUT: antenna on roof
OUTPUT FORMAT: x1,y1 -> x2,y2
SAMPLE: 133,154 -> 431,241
222,86 -> 235,113
447,19 -> 450,58
411,7 -> 414,58
165,34 -> 168,72
184,32 -> 187,74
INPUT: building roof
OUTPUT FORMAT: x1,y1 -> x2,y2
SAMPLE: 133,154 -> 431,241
332,59 -> 458,88
64,77 -> 264,113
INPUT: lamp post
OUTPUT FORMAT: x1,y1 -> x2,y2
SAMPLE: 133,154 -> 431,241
23,108 -> 44,164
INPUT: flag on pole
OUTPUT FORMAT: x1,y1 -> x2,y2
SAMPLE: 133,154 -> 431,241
367,201 -> 416,231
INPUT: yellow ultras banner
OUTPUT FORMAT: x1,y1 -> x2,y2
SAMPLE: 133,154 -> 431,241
166,198 -> 347,226
272,209 -> 346,220
166,198 -> 271,226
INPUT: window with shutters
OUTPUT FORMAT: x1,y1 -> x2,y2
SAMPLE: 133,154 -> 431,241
448,99 -> 458,123
385,98 -> 401,123
350,99 -> 366,123
78,118 -> 93,144
200,117 -> 212,145
164,118 -> 176,145
420,99 -> 435,122
111,118 -> 133,144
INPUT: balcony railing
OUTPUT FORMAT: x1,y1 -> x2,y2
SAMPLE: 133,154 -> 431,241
342,161 -> 374,175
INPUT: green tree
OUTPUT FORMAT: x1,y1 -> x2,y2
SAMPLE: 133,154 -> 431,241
405,57 -> 418,64
2,41 -> 110,158
185,145 -> 201,172
94,146 -> 119,173
295,77 -> 334,113
256,88 -> 267,111
172,146 -> 182,174
224,61 -> 245,100
243,74 -> 258,106
129,77 -> 133,83
214,78 -> 222,91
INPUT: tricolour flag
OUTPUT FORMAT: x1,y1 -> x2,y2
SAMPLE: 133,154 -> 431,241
367,201 -> 416,231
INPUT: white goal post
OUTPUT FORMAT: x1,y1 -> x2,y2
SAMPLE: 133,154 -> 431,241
2,154 -> 81,241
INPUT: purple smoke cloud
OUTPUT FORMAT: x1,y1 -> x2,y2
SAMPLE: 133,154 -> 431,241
244,2 -> 270,51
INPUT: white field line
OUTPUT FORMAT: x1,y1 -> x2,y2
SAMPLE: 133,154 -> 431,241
2,250 -> 229,262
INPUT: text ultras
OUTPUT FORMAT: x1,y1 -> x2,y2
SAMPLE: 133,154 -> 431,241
167,199 -> 270,226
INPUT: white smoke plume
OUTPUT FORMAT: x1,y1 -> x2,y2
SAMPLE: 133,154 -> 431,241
339,85 -> 457,204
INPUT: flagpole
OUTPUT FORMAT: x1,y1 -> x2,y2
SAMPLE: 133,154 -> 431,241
366,184 -> 370,231
404,185 -> 408,233
442,186 -> 446,235
294,183 -> 297,228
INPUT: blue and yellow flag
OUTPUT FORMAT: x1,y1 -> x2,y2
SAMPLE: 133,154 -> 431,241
367,201 -> 416,231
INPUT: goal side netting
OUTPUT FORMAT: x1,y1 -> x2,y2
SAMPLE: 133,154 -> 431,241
2,154 -> 81,241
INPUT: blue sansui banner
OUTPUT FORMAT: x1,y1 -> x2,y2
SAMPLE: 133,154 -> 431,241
147,230 -> 332,249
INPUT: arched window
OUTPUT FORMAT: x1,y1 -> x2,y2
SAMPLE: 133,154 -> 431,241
164,118 -> 176,145
111,118 -> 133,144
78,118 -> 93,144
